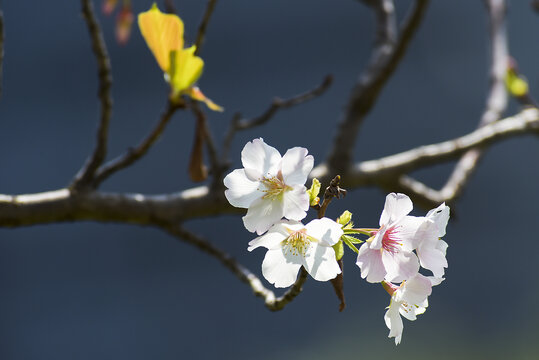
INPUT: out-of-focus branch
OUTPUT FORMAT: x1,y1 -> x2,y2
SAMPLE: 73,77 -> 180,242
194,0 -> 219,56
191,102 -> 221,182
165,225 -> 307,311
93,100 -> 181,186
312,108 -> 539,187
394,0 -> 509,207
222,75 -> 333,161
0,9 -> 4,99
1,108 -> 537,227
74,0 -> 113,189
327,0 -> 429,174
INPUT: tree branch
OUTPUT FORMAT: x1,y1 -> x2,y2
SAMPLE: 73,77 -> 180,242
73,0 -> 113,189
312,108 -> 539,187
165,225 -> 307,311
93,100 -> 181,186
191,102 -> 221,182
222,75 -> 333,161
1,109 -> 537,227
394,0 -> 509,207
327,0 -> 429,173
194,0 -> 219,56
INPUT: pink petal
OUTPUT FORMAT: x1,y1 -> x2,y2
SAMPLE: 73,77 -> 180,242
380,193 -> 413,226
356,245 -> 386,283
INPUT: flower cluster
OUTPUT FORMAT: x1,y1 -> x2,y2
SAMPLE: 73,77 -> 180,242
224,139 -> 450,345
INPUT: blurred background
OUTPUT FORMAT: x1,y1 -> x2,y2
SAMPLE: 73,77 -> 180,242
0,0 -> 538,359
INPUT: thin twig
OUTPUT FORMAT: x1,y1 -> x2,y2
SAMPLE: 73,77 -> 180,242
0,9 -> 4,99
394,0 -> 509,207
222,75 -> 333,161
165,224 -> 307,311
73,0 -> 114,190
191,102 -> 221,180
194,0 -> 219,56
327,0 -> 430,174
93,100 -> 181,185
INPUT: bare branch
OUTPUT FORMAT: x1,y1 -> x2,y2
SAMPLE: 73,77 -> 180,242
222,75 -> 333,160
165,225 -> 307,311
395,0 -> 509,207
0,8 -> 4,99
93,101 -> 181,186
191,102 -> 221,181
73,0 -> 114,189
311,108 -> 539,186
327,0 -> 429,173
194,0 -> 219,56
1,109 -> 537,228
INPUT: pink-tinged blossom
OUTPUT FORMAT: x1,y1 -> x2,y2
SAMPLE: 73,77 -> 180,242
383,273 -> 443,345
356,193 -> 438,283
247,218 -> 343,288
416,203 -> 450,277
224,138 -> 314,235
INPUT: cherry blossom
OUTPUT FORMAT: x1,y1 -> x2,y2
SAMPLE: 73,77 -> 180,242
224,138 -> 314,235
416,203 -> 450,277
356,193 -> 438,283
383,273 -> 443,345
247,218 -> 343,288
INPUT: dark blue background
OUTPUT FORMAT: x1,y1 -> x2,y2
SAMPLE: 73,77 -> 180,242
0,0 -> 538,359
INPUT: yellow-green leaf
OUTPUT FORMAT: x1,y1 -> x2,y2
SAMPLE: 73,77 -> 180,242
341,235 -> 360,253
169,46 -> 204,93
332,240 -> 344,260
307,178 -> 321,206
337,210 -> 352,226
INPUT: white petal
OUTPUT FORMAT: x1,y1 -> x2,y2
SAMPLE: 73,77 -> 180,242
224,169 -> 264,208
384,300 -> 404,345
380,193 -> 413,226
356,245 -> 386,283
304,217 -> 343,246
399,303 -> 419,321
241,138 -> 281,181
247,222 -> 294,251
397,273 -> 432,305
437,239 -> 448,256
303,244 -> 341,281
242,197 -> 284,235
426,203 -> 450,237
281,147 -> 314,186
417,241 -> 448,278
282,186 -> 309,221
428,276 -> 445,286
261,248 -> 303,288
382,250 -> 420,283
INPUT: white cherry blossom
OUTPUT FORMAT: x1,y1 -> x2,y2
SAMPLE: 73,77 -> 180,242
224,138 -> 314,235
356,193 -> 438,283
383,273 -> 443,345
247,218 -> 343,288
416,203 -> 450,277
